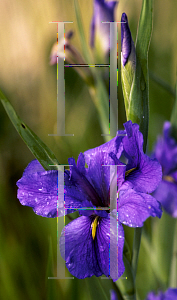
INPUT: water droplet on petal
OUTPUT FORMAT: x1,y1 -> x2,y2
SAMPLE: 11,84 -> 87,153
99,246 -> 105,252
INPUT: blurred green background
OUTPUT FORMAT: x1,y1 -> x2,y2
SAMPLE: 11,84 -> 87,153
0,0 -> 176,299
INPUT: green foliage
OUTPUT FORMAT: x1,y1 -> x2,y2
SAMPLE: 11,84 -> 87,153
0,89 -> 59,170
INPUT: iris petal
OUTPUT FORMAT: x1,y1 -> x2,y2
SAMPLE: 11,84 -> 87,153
122,121 -> 162,193
84,136 -> 124,206
153,180 -> 177,218
118,189 -> 162,227
17,159 -> 96,217
146,288 -> 177,300
60,215 -> 124,280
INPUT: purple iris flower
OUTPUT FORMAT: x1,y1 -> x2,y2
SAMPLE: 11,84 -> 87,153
121,12 -> 136,67
90,0 -> 118,53
17,121 -> 162,280
153,121 -> 177,217
146,288 -> 177,300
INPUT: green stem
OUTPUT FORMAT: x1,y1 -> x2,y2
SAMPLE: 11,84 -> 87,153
116,255 -> 136,300
131,227 -> 142,279
169,219 -> 177,287
112,281 -> 124,300
170,76 -> 177,140
88,82 -> 116,143
66,214 -> 74,221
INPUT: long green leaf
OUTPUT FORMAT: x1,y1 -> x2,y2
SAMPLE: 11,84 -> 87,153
0,89 -> 59,170
131,0 -> 153,150
135,0 -> 153,80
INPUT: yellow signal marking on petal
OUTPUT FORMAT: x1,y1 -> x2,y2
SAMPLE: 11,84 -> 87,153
163,175 -> 175,183
91,216 -> 99,240
125,167 -> 136,176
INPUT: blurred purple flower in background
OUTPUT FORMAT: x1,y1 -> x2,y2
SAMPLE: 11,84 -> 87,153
50,31 -> 74,65
110,289 -> 118,300
146,288 -> 177,300
17,121 -> 162,280
121,12 -> 136,68
153,121 -> 177,217
90,0 -> 118,53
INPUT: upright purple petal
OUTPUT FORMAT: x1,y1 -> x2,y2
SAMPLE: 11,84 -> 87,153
84,136 -> 124,206
68,157 -> 102,207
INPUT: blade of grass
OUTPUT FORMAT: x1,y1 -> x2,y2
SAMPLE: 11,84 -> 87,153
0,89 -> 59,170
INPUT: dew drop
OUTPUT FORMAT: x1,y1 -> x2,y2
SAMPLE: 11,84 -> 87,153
99,246 -> 105,252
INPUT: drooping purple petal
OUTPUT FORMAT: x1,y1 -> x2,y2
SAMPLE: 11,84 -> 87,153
124,155 -> 162,194
153,180 -> 177,218
60,215 -> 124,280
17,160 -> 59,217
118,189 -> 162,227
17,159 -> 98,217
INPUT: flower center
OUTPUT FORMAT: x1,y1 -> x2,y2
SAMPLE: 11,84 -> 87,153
163,175 -> 175,183
125,167 -> 136,176
91,216 -> 99,240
